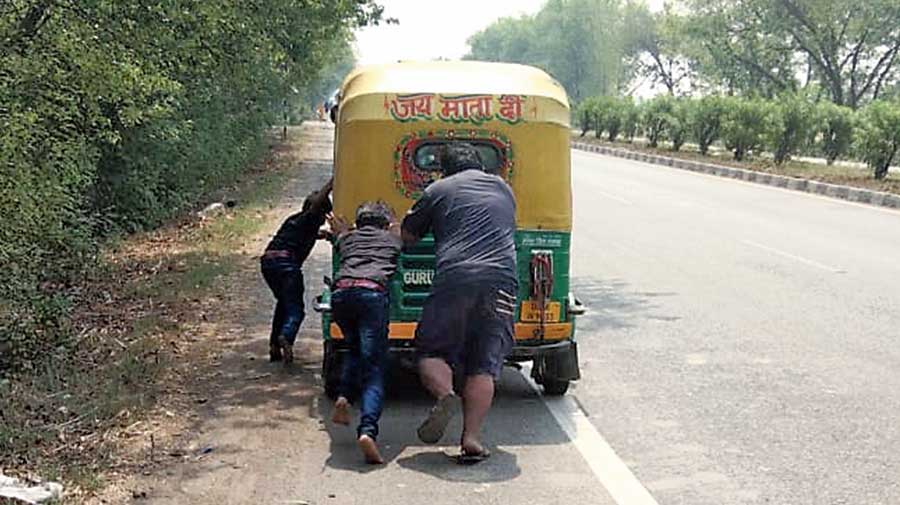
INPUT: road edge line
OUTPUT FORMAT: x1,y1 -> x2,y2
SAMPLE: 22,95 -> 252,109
571,141 -> 900,211
521,367 -> 661,505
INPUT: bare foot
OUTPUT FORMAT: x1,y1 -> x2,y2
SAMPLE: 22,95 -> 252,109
332,397 -> 351,426
459,436 -> 490,464
278,335 -> 293,366
357,434 -> 385,465
461,435 -> 485,456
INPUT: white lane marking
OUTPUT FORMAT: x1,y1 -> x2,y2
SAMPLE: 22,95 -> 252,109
591,189 -> 634,205
572,149 -> 900,216
741,239 -> 846,274
521,367 -> 660,505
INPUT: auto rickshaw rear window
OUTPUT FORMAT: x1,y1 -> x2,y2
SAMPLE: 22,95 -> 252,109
414,142 -> 505,175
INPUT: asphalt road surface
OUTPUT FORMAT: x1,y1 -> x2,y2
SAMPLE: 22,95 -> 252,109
145,129 -> 900,505
568,150 -> 900,505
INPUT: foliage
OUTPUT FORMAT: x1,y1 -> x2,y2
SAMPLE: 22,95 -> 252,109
720,97 -> 770,161
815,102 -> 855,165
680,0 -> 900,108
640,95 -> 676,148
622,3 -> 693,96
620,97 -> 641,142
466,0 -> 629,101
664,98 -> 690,151
576,97 -> 601,136
765,94 -> 814,165
0,0 -> 382,373
855,100 -> 900,180
688,95 -> 727,155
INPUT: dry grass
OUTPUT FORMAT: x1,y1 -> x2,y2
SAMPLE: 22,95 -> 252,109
0,127 -> 310,501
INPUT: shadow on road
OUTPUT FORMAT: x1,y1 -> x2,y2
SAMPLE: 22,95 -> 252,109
315,363 -> 580,483
571,275 -> 680,332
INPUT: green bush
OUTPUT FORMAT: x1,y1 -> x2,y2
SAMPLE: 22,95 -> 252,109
721,97 -> 770,161
0,1 -> 382,374
766,94 -> 814,165
597,96 -> 627,142
620,98 -> 640,142
576,97 -> 600,136
815,102 -> 855,165
855,100 -> 900,180
688,96 -> 727,156
665,98 -> 690,152
641,95 -> 676,148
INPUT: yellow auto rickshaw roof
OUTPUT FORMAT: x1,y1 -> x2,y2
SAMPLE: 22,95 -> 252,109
340,61 -> 569,110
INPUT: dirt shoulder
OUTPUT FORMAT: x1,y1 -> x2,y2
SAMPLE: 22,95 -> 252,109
573,134 -> 900,196
95,122 -> 335,504
1,122 -> 334,504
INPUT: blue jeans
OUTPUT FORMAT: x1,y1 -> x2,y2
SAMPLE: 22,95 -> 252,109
261,257 -> 305,346
332,287 -> 390,440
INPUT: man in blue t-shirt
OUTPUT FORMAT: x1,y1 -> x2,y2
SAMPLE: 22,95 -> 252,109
402,143 -> 517,464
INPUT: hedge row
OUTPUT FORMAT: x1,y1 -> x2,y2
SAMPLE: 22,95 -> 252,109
0,2 -> 378,374
577,95 -> 900,179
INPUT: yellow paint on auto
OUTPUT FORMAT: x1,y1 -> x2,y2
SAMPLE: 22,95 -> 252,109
332,61 -> 572,232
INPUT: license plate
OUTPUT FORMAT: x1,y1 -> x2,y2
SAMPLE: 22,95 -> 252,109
519,301 -> 561,322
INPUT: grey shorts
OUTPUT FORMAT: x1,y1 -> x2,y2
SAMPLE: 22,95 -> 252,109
415,281 -> 516,378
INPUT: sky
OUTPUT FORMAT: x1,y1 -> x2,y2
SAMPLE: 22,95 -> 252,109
355,0 -> 666,65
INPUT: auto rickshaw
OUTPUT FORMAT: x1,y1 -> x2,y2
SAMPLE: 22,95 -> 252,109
316,61 -> 584,396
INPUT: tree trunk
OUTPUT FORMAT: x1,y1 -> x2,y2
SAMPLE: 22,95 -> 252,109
873,148 -> 896,180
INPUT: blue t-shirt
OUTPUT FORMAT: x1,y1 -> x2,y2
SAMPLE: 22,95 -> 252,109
402,169 -> 517,290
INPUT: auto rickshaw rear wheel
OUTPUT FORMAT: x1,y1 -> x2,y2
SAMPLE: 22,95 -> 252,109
532,343 -> 580,396
541,378 -> 570,396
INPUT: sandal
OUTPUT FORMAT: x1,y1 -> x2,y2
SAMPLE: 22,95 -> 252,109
456,447 -> 491,465
417,393 -> 461,444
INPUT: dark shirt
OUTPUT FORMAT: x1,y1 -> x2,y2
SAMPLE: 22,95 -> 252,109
336,226 -> 402,287
402,169 -> 517,289
265,210 -> 325,265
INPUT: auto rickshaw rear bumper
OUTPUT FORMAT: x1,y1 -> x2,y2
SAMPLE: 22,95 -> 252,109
324,321 -> 574,343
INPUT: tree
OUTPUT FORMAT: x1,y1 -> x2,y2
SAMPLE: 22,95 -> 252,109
0,0 -> 383,372
855,100 -> 900,180
683,0 -> 900,108
623,3 -> 694,96
683,0 -> 800,97
721,97 -> 770,161
815,102 -> 855,165
466,15 -> 536,65
688,96 -> 727,156
466,0 -> 629,101
766,94 -> 814,165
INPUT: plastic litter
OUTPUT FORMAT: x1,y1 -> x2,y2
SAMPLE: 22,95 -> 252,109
0,471 -> 63,504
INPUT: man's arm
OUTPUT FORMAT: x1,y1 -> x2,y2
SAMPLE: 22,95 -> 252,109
308,177 -> 334,212
327,214 -> 353,244
400,193 -> 433,247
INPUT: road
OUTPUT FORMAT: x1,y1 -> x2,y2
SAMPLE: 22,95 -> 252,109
569,150 -> 900,505
143,127 -> 900,505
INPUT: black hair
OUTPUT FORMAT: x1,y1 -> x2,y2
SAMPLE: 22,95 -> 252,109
439,143 -> 484,175
355,201 -> 394,229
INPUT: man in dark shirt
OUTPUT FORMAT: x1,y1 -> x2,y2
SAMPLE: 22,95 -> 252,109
261,178 -> 332,364
328,201 -> 402,464
401,143 -> 517,464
